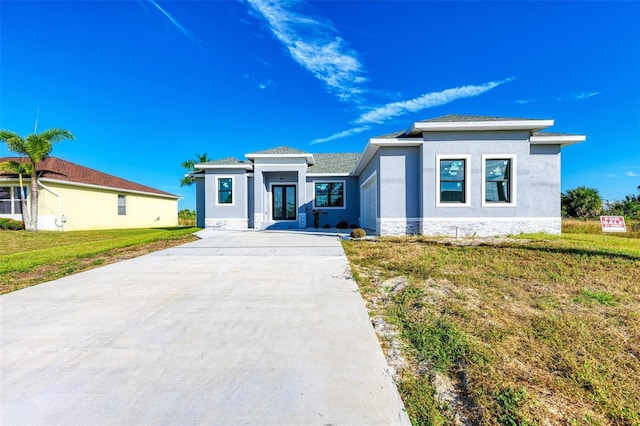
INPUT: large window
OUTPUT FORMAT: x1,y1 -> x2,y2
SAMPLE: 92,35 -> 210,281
118,194 -> 126,215
217,177 -> 233,205
0,186 -> 26,214
438,158 -> 467,204
483,155 -> 516,207
314,181 -> 344,208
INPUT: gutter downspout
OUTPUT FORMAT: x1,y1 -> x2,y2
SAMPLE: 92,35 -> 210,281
37,180 -> 66,231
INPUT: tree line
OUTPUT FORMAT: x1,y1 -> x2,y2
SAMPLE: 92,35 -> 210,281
562,185 -> 640,220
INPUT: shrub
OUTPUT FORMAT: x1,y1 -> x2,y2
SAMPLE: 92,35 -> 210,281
323,224 -> 331,229
336,220 -> 349,229
0,218 -> 25,230
350,228 -> 366,238
349,224 -> 358,229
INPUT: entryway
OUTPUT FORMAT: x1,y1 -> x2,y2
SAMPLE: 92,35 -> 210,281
272,185 -> 296,220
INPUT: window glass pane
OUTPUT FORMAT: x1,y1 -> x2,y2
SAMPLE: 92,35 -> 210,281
0,187 -> 10,200
486,159 -> 510,181
440,160 -> 465,181
316,194 -> 328,207
315,183 -> 329,195
440,181 -> 464,202
486,182 -> 510,202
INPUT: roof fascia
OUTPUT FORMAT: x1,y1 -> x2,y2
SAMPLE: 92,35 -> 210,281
405,119 -> 555,136
530,134 -> 586,147
245,153 -> 315,166
306,173 -> 351,177
38,178 -> 180,199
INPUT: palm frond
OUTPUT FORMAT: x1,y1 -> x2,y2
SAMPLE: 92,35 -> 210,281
0,130 -> 27,155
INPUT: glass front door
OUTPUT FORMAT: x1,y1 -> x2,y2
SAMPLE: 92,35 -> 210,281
272,185 -> 296,220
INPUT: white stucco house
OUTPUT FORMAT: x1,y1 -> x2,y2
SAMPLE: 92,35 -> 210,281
193,114 -> 585,237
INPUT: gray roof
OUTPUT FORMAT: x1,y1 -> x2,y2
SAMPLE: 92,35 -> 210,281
199,157 -> 249,166
307,153 -> 360,174
420,114 -> 546,122
247,146 -> 311,155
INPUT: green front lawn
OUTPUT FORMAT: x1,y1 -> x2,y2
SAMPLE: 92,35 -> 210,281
1,227 -> 199,294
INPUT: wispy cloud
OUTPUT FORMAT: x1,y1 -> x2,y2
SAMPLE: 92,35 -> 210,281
516,91 -> 602,105
356,77 -> 515,124
148,0 -> 197,42
245,0 -> 366,102
311,77 -> 514,144
626,171 -> 640,177
311,126 -> 370,145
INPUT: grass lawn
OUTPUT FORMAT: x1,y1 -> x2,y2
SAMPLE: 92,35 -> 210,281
0,227 -> 199,294
342,226 -> 640,425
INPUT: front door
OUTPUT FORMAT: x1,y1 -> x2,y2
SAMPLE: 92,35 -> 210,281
272,185 -> 296,220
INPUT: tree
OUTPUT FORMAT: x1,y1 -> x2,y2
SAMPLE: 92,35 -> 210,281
0,159 -> 32,226
561,186 -> 603,219
0,128 -> 74,231
180,153 -> 210,186
606,186 -> 640,218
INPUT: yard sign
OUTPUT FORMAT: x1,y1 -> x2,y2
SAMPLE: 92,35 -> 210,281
600,216 -> 626,233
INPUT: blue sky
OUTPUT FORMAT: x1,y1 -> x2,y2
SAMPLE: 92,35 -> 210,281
1,0 -> 638,210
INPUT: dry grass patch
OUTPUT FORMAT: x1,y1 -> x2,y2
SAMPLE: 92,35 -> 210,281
343,236 -> 640,425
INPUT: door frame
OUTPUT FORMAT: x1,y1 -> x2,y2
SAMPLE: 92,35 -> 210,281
269,182 -> 297,221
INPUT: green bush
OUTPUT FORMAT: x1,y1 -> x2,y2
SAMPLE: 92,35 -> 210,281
0,218 -> 25,230
336,220 -> 349,229
350,228 -> 366,238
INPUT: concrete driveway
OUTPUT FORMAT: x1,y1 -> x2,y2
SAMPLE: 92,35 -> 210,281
1,230 -> 410,425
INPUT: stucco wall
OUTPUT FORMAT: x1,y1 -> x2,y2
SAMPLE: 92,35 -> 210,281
305,176 -> 359,228
204,169 -> 248,221
35,182 -> 178,231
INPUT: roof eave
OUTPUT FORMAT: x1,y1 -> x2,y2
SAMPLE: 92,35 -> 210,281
38,177 -> 180,199
405,119 -> 555,136
195,163 -> 253,170
530,134 -> 586,147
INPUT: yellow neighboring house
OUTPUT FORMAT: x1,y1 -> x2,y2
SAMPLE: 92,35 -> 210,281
0,157 -> 179,231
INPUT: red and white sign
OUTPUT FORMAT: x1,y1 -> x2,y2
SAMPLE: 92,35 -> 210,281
600,216 -> 627,233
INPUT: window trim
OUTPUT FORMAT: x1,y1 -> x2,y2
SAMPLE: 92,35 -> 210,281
215,176 -> 235,206
482,154 -> 517,207
313,180 -> 346,209
435,155 -> 471,207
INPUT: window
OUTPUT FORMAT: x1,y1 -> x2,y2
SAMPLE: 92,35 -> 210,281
118,195 -> 126,215
217,177 -> 233,205
314,182 -> 344,208
483,155 -> 516,207
438,158 -> 467,204
0,186 -> 26,214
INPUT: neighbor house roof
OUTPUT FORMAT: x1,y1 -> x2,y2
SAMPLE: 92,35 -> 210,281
307,153 -> 360,175
0,157 -> 179,198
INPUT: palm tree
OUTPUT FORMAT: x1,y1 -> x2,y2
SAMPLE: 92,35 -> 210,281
0,128 -> 75,231
180,153 -> 211,186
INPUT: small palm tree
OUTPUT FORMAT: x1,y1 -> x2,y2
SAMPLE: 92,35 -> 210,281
180,153 -> 211,186
0,128 -> 75,231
